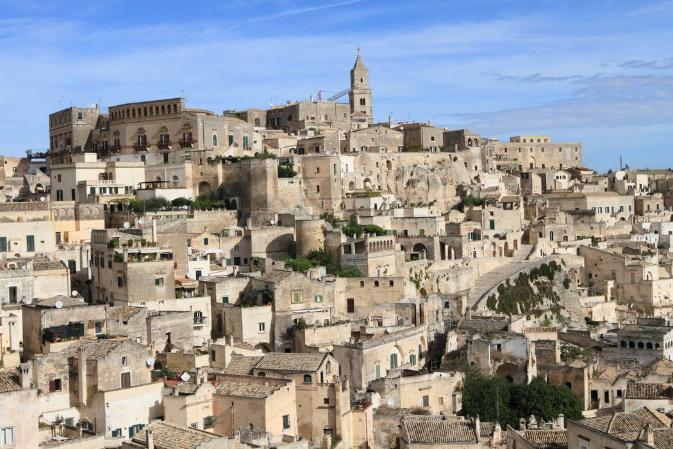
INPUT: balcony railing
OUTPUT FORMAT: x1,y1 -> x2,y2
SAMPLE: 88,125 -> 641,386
110,144 -> 121,153
157,141 -> 172,150
179,139 -> 195,148
134,143 -> 148,151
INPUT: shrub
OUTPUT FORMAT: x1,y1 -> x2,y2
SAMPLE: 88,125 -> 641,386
337,265 -> 362,277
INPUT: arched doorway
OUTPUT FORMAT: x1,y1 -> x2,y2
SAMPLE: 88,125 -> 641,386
198,181 -> 212,196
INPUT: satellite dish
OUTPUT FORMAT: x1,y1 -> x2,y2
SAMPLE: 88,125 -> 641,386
54,300 -> 63,309
138,218 -> 145,226
39,196 -> 46,202
71,290 -> 78,297
180,372 -> 191,382
123,222 -> 130,229
146,357 -> 155,367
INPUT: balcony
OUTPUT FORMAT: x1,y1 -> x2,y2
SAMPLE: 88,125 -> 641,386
157,140 -> 172,150
110,144 -> 121,153
193,316 -> 209,326
179,139 -> 195,148
134,143 -> 148,152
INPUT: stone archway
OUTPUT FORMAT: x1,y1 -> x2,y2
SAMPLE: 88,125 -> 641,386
198,181 -> 212,196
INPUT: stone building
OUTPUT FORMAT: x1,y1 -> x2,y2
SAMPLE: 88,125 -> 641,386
332,324 -> 429,391
49,105 -> 102,152
394,123 -> 447,152
567,407 -> 673,449
21,337 -> 163,439
342,125 -> 403,154
0,371 -> 39,449
485,135 -> 582,172
90,229 -> 175,305
213,374 -> 298,441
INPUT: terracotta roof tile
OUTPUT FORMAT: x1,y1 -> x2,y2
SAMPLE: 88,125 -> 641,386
522,430 -> 568,449
131,421 -> 223,449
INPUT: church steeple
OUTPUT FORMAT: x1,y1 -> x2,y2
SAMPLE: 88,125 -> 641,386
349,48 -> 373,129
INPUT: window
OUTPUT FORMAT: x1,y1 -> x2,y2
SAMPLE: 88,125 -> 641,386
347,298 -> 355,313
222,295 -> 229,304
243,136 -> 249,148
0,427 -> 16,447
121,372 -> 131,388
204,237 -> 209,245
374,280 -> 379,287
155,277 -> 164,287
422,395 -> 430,407
27,235 -> 35,252
316,185 -> 320,193
304,374 -> 313,383
49,378 -> 62,392
578,437 -> 590,449
292,290 -> 303,304
57,174 -> 62,182
258,322 -> 265,332
389,280 -> 394,287
212,134 -> 218,146
282,415 -> 291,430
117,276 -> 123,288
203,416 -> 214,429
56,190 -> 63,201
324,397 -> 330,405
315,294 -> 323,303
375,363 -> 381,379
0,237 -> 6,252
326,361 -> 331,374
77,111 -> 83,120
95,321 -> 103,334
7,287 -> 16,304
410,353 -> 417,366
228,135 -> 234,146
390,353 -> 398,369
111,428 -> 123,438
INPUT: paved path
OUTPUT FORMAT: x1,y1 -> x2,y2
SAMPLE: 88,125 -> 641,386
467,245 -> 556,310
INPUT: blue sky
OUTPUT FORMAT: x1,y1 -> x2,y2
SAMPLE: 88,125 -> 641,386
1,0 -> 672,171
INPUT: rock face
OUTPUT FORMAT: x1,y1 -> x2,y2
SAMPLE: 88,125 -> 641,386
383,158 -> 470,210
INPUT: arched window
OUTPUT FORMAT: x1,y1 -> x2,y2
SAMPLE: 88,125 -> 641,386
212,134 -> 218,147
390,353 -> 398,369
326,361 -> 331,374
360,98 -> 366,106
629,341 -> 635,348
646,342 -> 653,349
303,374 -> 312,383
620,341 -> 626,348
637,342 -> 644,349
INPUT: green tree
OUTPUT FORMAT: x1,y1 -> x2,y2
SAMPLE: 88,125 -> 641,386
461,373 -> 582,427
461,373 -> 514,425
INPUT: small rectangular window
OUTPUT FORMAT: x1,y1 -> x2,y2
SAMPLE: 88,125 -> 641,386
155,277 -> 164,287
26,235 -> 35,252
282,415 -> 290,430
222,296 -> 229,304
258,322 -> 265,332
49,378 -> 62,392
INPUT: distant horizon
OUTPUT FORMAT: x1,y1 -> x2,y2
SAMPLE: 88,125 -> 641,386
1,0 -> 672,172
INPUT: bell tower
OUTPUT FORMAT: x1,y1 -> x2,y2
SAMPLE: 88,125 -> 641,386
349,48 -> 373,129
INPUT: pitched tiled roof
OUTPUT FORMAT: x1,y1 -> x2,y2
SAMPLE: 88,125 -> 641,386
401,416 -> 491,444
32,257 -> 66,271
258,269 -> 294,284
223,355 -> 263,376
522,430 -> 568,449
626,383 -> 673,400
576,407 -> 671,442
106,305 -> 145,321
654,429 -> 673,449
216,378 -> 285,399
253,352 -> 327,374
224,352 -> 328,375
0,371 -> 22,393
131,421 -> 223,449
34,295 -> 85,308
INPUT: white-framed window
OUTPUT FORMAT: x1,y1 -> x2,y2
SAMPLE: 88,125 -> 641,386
258,322 -> 265,332
0,426 -> 15,447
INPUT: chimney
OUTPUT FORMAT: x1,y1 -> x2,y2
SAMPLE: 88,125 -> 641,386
19,362 -> 32,389
228,335 -> 234,346
146,429 -> 155,449
78,348 -> 88,406
474,416 -> 481,442
644,424 -> 655,446
151,218 -> 157,243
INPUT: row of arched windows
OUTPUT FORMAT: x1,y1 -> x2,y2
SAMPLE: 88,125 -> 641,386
620,340 -> 660,350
